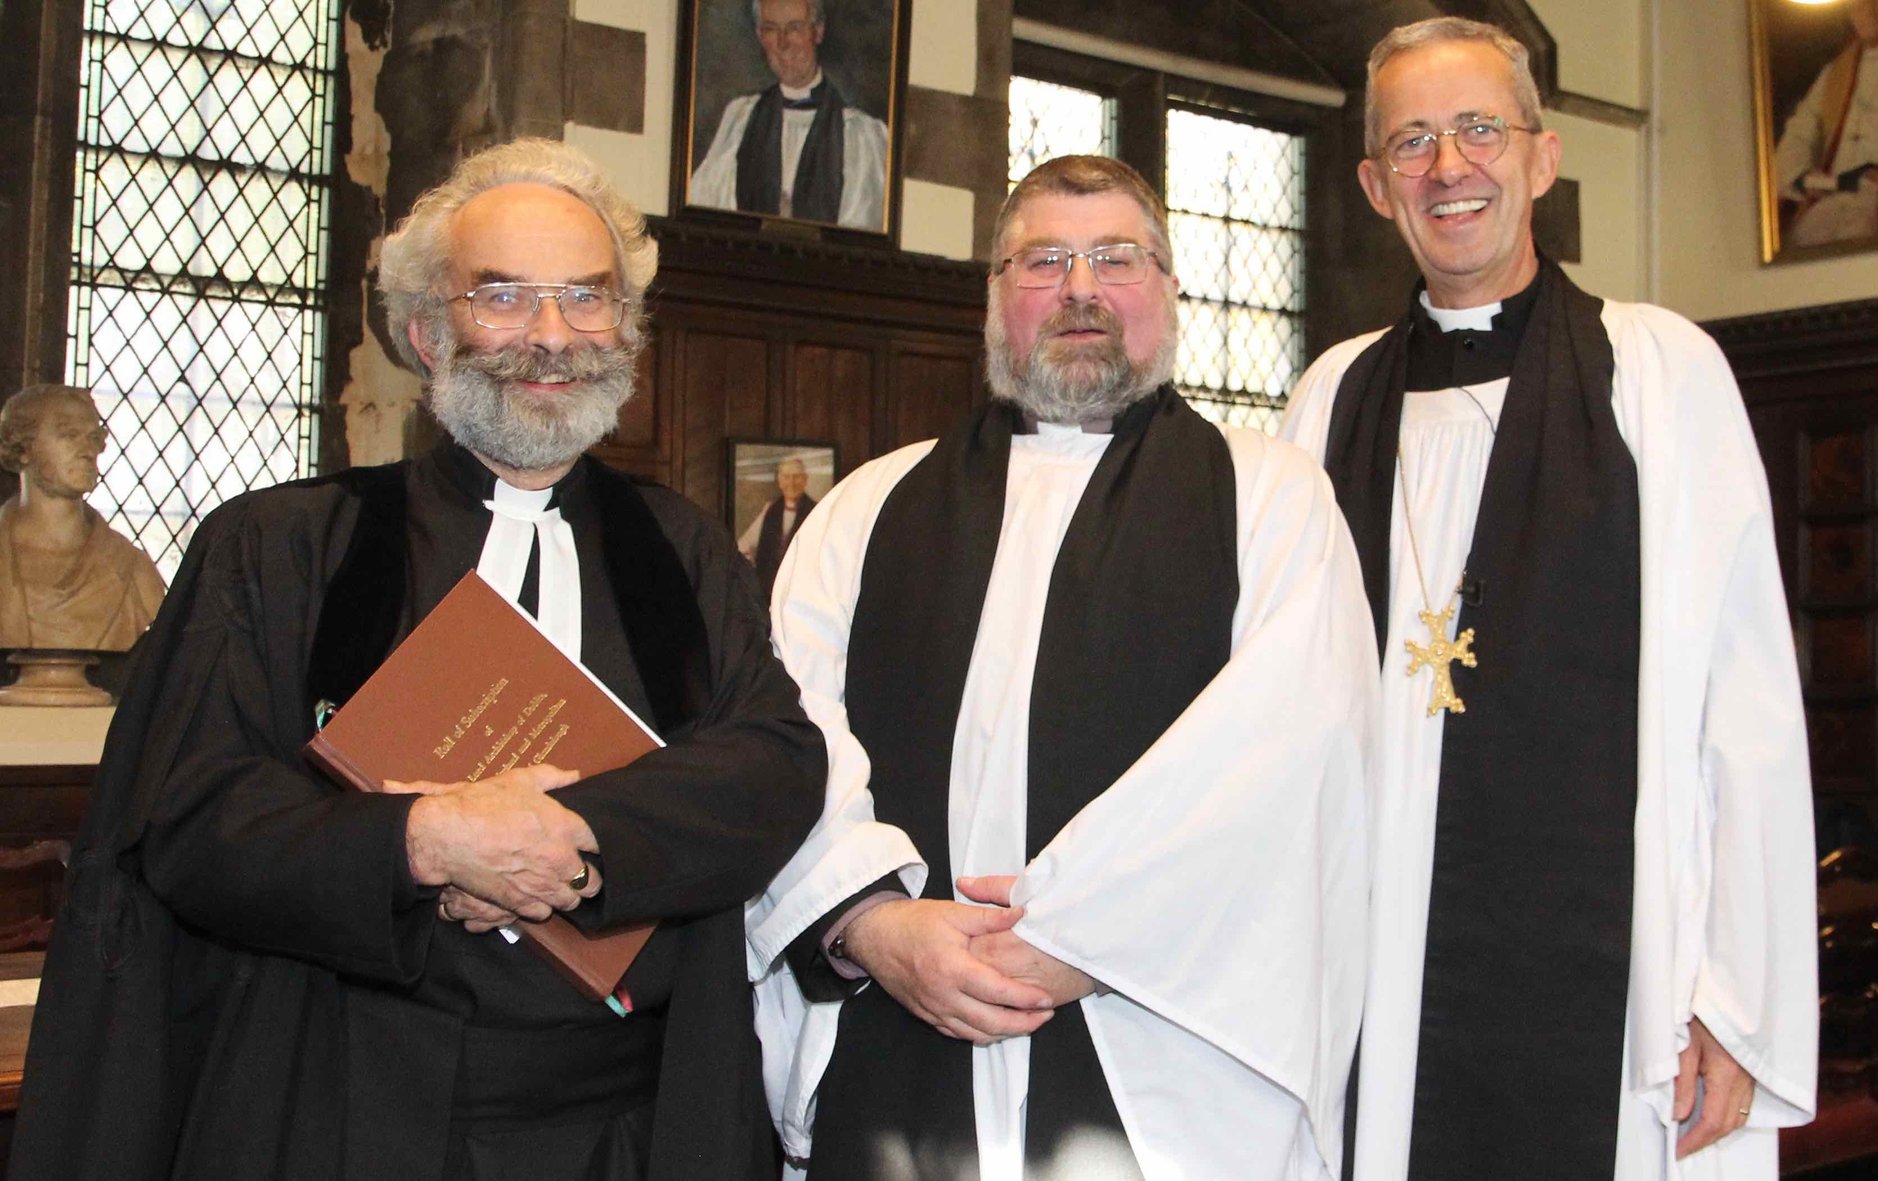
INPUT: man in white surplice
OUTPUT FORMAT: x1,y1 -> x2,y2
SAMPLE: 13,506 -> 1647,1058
689,0 -> 888,229
1280,18 -> 1816,1181
747,155 -> 1376,1180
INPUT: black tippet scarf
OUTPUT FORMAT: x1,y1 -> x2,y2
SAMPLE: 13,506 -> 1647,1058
735,81 -> 846,223
1323,260 -> 1641,1180
809,388 -> 1239,1178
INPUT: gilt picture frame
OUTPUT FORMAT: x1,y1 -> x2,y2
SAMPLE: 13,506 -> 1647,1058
1751,0 -> 1878,263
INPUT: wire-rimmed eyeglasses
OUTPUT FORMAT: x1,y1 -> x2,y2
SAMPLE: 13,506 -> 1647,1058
450,283 -> 629,332
994,244 -> 1166,289
1379,115 -> 1539,178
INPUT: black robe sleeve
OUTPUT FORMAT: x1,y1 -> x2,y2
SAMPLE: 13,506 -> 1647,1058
557,488 -> 826,930
135,492 -> 440,985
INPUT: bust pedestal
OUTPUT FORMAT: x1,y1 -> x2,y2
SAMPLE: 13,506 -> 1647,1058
0,652 -> 109,707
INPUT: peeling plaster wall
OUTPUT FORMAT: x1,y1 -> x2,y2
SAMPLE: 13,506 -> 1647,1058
338,8 -> 421,468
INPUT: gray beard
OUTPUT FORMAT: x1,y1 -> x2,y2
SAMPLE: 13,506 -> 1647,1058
427,341 -> 638,472
984,297 -> 1176,425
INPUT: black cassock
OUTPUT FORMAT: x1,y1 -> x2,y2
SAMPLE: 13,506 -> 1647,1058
11,444 -> 825,1181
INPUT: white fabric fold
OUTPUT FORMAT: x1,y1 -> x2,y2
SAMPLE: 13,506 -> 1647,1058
1281,301 -> 1817,1181
749,424 -> 1375,1180
477,480 -> 582,660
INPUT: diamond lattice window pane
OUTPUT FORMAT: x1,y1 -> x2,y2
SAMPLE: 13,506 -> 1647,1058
1166,107 -> 1305,435
1009,76 -> 1116,187
99,0 -> 331,69
67,0 -> 338,577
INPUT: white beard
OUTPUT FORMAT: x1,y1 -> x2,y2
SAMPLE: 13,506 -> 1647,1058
427,339 -> 638,472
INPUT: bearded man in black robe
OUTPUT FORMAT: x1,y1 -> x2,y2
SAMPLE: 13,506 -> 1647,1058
10,137 -> 825,1181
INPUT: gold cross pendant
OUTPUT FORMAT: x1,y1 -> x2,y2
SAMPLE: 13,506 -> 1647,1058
1404,604 -> 1477,717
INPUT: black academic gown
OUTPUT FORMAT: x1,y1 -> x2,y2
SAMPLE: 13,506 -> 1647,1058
10,447 -> 825,1181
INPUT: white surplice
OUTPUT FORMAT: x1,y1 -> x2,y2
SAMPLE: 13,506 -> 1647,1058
1280,299 -> 1818,1181
747,422 -> 1378,1180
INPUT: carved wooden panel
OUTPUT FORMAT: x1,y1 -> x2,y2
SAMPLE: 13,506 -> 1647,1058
1806,521 -> 1872,603
675,328 -> 770,513
789,343 -> 876,473
1714,299 -> 1878,807
614,342 -> 661,454
1808,428 -> 1870,511
890,348 -> 981,450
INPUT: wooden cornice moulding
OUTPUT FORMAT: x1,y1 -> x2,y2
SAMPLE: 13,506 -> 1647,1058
646,217 -> 989,309
1704,299 -> 1878,386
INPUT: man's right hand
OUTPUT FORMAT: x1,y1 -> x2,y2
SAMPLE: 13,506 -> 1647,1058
400,764 -> 601,920
842,899 -> 1057,1045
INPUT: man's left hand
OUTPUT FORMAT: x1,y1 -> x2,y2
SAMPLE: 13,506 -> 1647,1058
1674,1016 -> 1756,1158
436,886 -> 519,934
957,874 -> 1098,1007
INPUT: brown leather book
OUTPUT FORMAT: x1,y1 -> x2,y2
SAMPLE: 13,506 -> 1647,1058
305,570 -> 658,1005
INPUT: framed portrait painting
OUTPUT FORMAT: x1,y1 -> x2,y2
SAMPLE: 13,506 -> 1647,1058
726,438 -> 838,598
1751,0 -> 1878,262
676,0 -> 907,236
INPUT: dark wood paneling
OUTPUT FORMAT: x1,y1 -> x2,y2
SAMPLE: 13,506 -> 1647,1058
614,341 -> 661,453
890,349 -> 981,449
677,329 -> 769,514
1711,299 -> 1878,818
789,344 -> 876,474
598,221 -> 990,515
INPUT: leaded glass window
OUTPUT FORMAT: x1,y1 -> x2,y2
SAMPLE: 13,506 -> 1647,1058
1009,76 -> 1116,188
65,0 -> 340,576
1166,108 -> 1305,434
1007,73 -> 1307,436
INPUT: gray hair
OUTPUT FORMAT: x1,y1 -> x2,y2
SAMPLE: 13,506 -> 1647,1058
992,155 -> 1173,270
0,385 -> 101,473
378,138 -> 658,374
751,0 -> 825,26
1364,18 -> 1545,158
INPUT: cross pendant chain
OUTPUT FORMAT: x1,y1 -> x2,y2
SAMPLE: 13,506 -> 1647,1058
1404,603 -> 1478,717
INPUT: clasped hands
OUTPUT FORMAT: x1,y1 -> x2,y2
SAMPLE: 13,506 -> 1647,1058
388,763 -> 602,933
840,873 -> 1096,1046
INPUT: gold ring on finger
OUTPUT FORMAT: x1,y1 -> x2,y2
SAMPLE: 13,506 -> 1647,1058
569,863 -> 591,891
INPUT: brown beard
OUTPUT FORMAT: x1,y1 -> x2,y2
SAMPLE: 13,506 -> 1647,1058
427,340 -> 639,472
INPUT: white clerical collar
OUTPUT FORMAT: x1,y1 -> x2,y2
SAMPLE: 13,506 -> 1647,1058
478,477 -> 582,660
1420,289 -> 1502,333
779,71 -> 824,103
489,479 -> 552,514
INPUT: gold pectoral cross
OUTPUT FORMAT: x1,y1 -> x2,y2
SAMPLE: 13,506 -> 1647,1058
1404,604 -> 1477,717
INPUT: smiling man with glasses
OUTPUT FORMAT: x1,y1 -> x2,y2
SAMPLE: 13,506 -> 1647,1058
1281,17 -> 1817,1181
749,153 -> 1374,1180
12,138 -> 824,1181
